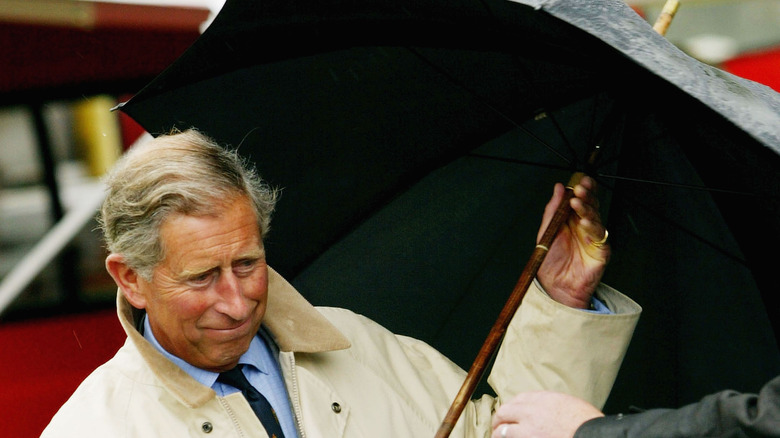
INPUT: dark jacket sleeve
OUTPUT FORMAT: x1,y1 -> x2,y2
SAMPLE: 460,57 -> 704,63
575,375 -> 780,438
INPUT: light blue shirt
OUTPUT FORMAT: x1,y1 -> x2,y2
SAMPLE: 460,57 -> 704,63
142,316 -> 299,437
589,295 -> 611,314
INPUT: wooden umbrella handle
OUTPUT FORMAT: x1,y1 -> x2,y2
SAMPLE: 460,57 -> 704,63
434,172 -> 585,438
653,0 -> 680,36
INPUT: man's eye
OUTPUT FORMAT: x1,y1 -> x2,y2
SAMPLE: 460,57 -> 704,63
189,272 -> 212,285
234,259 -> 257,274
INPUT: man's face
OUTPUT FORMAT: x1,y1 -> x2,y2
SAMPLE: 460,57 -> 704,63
136,197 -> 268,372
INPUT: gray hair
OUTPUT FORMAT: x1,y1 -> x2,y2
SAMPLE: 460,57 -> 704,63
98,128 -> 278,280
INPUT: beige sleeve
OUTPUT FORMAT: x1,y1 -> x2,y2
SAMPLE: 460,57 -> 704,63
487,281 -> 641,408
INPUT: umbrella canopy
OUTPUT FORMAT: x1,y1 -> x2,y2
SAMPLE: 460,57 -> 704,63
119,0 -> 780,413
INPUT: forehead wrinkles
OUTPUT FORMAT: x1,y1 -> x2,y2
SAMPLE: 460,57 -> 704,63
157,203 -> 263,274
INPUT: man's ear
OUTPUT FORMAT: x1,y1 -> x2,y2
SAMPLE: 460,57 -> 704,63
105,253 -> 148,309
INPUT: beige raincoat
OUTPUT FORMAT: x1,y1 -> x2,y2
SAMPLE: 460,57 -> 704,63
43,267 -> 640,437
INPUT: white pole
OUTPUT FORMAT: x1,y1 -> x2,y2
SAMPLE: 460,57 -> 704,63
0,187 -> 106,315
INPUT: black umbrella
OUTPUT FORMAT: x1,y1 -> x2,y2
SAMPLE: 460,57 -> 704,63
119,0 -> 780,414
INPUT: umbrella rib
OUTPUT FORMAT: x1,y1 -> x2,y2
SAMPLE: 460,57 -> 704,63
466,153 -> 764,269
595,173 -> 774,199
534,109 -> 579,164
518,112 -> 576,167
404,46 -> 578,171
467,153 -> 572,172
604,188 -> 752,269
467,153 -> 773,200
467,151 -> 774,200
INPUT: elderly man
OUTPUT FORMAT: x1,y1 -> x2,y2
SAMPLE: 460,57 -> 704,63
43,129 -> 640,437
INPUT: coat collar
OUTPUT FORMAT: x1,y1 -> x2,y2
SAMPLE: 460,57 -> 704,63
116,266 -> 351,408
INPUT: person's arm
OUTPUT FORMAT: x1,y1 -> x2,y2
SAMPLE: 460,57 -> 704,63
576,374 -> 780,438
491,390 -> 603,438
490,375 -> 780,438
487,281 -> 639,408
486,176 -> 641,408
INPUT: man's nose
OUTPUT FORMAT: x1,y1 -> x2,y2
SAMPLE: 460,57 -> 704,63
214,272 -> 250,319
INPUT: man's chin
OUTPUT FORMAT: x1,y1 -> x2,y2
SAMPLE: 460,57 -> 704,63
201,343 -> 253,372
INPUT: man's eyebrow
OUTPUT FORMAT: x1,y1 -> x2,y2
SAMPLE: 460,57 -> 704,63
178,248 -> 265,278
237,247 -> 265,260
178,266 -> 216,280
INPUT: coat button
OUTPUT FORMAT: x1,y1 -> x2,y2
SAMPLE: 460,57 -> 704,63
331,402 -> 342,413
202,422 -> 213,433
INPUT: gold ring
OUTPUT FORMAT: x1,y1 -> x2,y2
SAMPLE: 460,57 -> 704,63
590,229 -> 609,248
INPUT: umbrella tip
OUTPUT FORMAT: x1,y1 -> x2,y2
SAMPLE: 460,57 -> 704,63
110,101 -> 127,112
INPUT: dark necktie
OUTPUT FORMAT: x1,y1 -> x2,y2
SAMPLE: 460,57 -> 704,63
218,366 -> 286,438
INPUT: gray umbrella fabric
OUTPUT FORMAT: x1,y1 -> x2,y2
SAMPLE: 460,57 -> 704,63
518,0 -> 780,148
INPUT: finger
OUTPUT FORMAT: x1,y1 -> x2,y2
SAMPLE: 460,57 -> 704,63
492,422 -> 512,438
571,181 -> 599,210
578,175 -> 597,191
569,197 -> 601,226
580,218 -> 606,240
492,400 -> 523,428
572,215 -> 607,245
538,183 -> 566,242
581,227 -> 610,262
